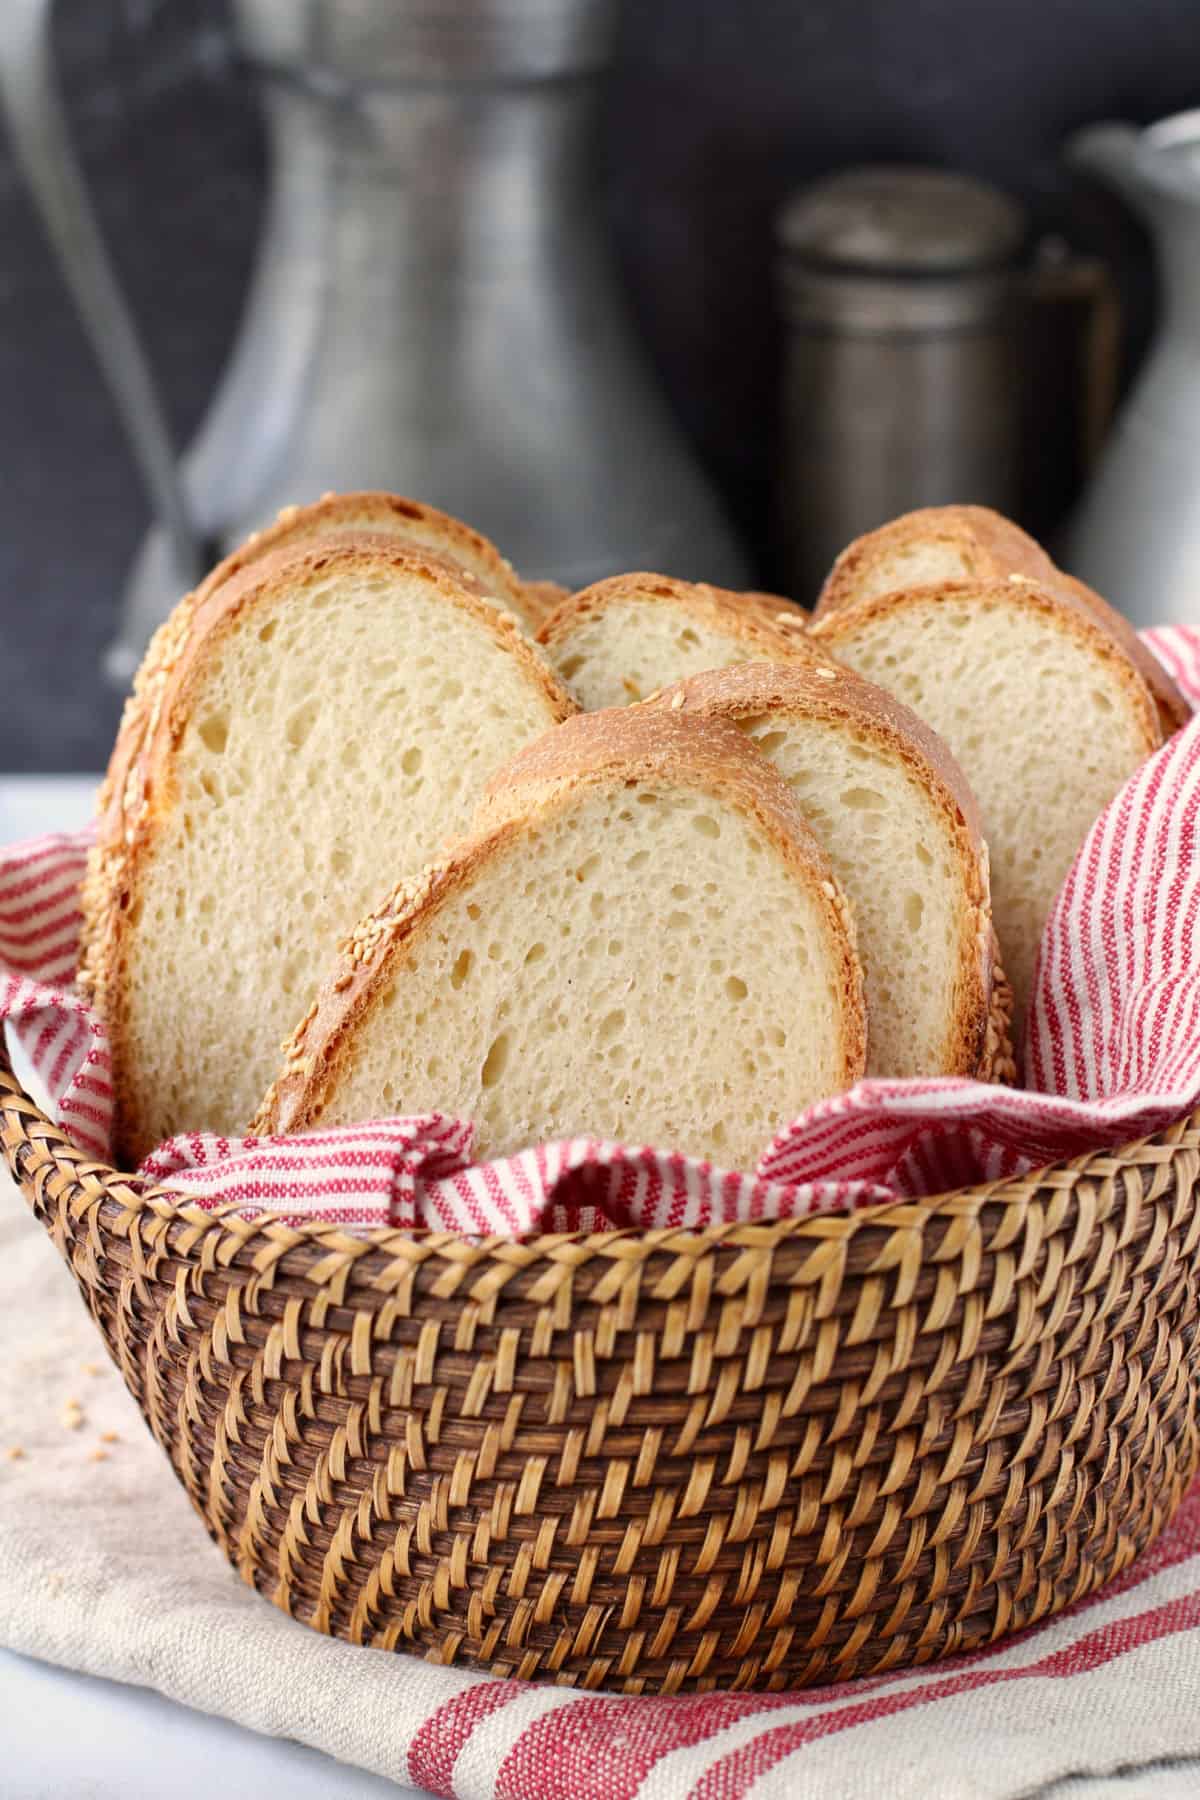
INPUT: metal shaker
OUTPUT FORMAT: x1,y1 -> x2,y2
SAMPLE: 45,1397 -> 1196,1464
773,167 -> 1026,600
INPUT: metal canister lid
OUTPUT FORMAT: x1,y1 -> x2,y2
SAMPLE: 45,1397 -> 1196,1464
777,166 -> 1026,275
776,166 -> 1026,332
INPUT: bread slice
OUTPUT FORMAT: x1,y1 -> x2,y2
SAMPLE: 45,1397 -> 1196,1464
814,505 -> 1059,617
253,708 -> 867,1169
1053,571 -> 1191,739
519,578 -> 571,631
814,503 -> 1188,739
648,661 -> 994,1079
195,490 -> 540,631
79,537 -> 575,1164
537,573 -> 824,711
812,579 -> 1162,1039
741,590 -> 810,627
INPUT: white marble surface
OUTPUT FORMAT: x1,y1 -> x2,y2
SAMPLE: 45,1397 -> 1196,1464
0,773 -> 98,841
0,777 -> 429,1800
0,1647 -> 419,1800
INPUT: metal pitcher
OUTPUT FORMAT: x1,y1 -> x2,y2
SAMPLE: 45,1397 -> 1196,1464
0,0 -> 749,681
1066,110 -> 1200,627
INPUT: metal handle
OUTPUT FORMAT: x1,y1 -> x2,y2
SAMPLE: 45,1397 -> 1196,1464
0,0 -> 202,583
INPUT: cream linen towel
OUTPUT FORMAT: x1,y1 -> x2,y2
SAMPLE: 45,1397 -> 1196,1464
0,1175 -> 476,1790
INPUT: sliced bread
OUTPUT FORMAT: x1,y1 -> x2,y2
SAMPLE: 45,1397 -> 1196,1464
253,708 -> 867,1168
79,537 -> 575,1163
519,578 -> 572,630
741,590 -> 810,628
195,490 -> 540,631
537,573 -> 823,711
814,503 -> 1188,738
815,505 -> 1058,616
648,661 -> 994,1079
1053,570 -> 1191,739
812,578 -> 1162,1039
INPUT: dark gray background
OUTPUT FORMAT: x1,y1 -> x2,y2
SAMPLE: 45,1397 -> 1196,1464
2,0 -> 1197,772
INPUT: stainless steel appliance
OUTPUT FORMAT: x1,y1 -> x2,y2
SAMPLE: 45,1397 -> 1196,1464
1,0 -> 749,681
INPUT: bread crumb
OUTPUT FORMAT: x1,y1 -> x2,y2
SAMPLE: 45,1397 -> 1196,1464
81,1362 -> 103,1377
63,1395 -> 81,1409
6,1446 -> 25,1461
99,1431 -> 119,1445
89,1448 -> 110,1464
61,1413 -> 85,1431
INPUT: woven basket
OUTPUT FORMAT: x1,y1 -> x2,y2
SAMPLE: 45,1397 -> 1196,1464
4,1034 -> 1200,1696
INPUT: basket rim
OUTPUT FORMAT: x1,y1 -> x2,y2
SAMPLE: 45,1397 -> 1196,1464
3,1029 -> 1198,1256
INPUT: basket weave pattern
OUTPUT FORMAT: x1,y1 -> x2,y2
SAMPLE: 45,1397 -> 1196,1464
4,1036 -> 1200,1694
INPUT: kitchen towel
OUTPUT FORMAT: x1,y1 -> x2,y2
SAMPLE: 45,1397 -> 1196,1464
1,626 -> 1198,1234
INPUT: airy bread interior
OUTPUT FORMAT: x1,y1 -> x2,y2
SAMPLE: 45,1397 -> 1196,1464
814,584 -> 1160,1036
112,553 -> 571,1154
814,504 -> 1189,741
269,773 -> 863,1169
852,541 -> 979,598
742,715 -> 983,1079
539,578 -> 819,711
654,664 -> 990,1078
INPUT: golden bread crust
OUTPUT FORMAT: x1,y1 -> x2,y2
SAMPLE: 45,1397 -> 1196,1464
518,579 -> 571,630
80,536 -> 575,1165
643,660 -> 994,1080
982,930 -> 1018,1086
194,489 -> 535,626
814,505 -> 1058,619
254,708 -> 868,1140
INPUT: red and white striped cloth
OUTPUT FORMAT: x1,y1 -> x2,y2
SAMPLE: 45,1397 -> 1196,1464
390,1480 -> 1200,1796
1,625 -> 1199,1233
